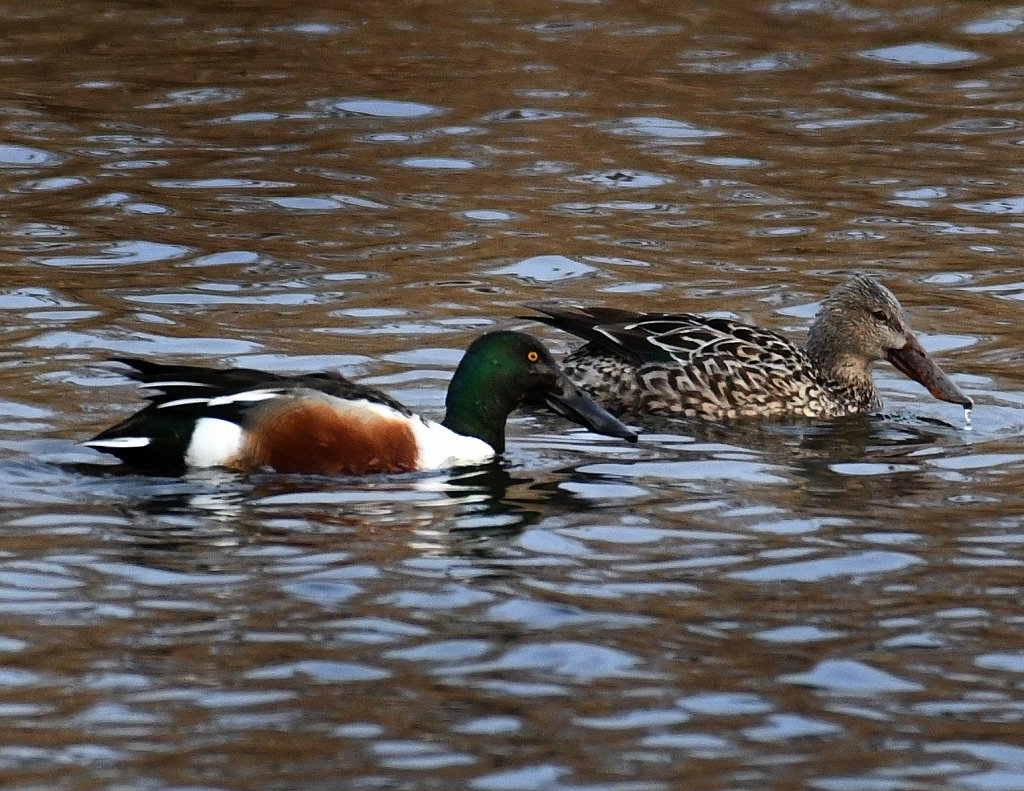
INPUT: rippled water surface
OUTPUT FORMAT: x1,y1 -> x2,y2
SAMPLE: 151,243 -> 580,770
3,1 -> 1024,789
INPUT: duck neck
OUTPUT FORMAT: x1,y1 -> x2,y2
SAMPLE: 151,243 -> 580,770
806,318 -> 877,406
821,369 -> 880,412
441,368 -> 518,454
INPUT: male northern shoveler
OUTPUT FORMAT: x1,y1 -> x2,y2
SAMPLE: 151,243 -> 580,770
527,275 -> 973,419
83,331 -> 638,475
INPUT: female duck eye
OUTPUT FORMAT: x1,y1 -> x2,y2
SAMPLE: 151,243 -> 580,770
527,351 -> 539,362
871,309 -> 888,322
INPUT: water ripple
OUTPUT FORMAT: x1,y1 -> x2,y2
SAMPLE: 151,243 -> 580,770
32,241 -> 191,267
601,116 -> 725,140
0,144 -> 62,167
858,43 -> 983,67
322,98 -> 445,118
729,550 -> 923,582
448,641 -> 643,681
570,170 -> 673,189
488,254 -> 598,283
782,659 -> 924,694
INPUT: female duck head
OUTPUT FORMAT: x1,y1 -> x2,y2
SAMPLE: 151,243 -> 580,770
807,275 -> 972,408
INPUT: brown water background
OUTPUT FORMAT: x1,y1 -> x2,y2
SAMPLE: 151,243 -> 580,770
2,1 -> 1024,789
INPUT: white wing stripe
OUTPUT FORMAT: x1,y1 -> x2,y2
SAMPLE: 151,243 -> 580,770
82,437 -> 152,449
156,389 -> 284,410
207,389 -> 282,407
158,397 -> 213,409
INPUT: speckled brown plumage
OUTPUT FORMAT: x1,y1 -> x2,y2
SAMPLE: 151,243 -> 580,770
528,276 -> 972,419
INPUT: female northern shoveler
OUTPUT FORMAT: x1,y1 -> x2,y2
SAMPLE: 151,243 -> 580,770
527,275 -> 973,419
83,331 -> 637,475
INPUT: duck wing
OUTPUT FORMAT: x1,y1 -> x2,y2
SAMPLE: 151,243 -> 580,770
526,305 -> 805,370
109,357 -> 412,416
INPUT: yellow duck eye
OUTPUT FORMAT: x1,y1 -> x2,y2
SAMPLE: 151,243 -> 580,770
527,351 -> 539,362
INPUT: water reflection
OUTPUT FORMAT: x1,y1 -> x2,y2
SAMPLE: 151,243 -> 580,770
2,0 -> 1024,788
858,43 -> 983,67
